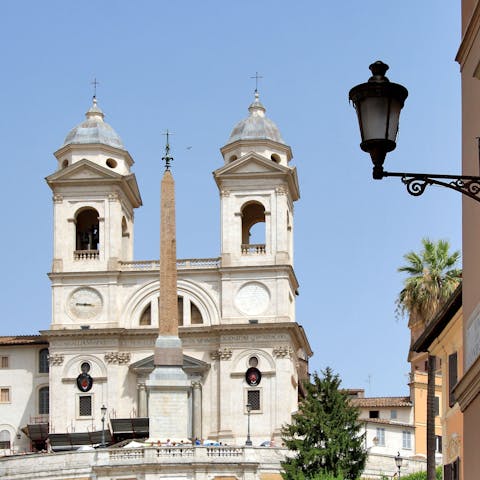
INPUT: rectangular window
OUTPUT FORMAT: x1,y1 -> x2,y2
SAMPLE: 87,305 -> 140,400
369,410 -> 379,419
79,395 -> 92,416
449,352 -> 458,407
435,435 -> 443,453
39,387 -> 49,415
0,388 -> 10,403
376,428 -> 385,446
247,390 -> 261,411
0,357 -> 9,369
390,409 -> 397,419
402,430 -> 412,449
434,396 -> 440,416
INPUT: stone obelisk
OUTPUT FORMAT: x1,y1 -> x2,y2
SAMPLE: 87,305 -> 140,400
146,135 -> 190,442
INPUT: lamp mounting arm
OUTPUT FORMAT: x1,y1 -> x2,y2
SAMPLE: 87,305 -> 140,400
380,170 -> 480,202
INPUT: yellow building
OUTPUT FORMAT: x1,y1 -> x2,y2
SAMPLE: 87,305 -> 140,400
412,286 -> 463,479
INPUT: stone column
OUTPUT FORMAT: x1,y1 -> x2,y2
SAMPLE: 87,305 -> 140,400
192,382 -> 202,441
138,383 -> 147,417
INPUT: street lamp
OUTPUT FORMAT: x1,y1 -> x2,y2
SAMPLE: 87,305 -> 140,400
245,402 -> 252,446
100,404 -> 107,447
395,451 -> 403,478
349,61 -> 480,202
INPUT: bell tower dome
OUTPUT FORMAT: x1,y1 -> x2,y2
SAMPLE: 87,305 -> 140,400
46,97 -> 142,274
214,92 -> 299,268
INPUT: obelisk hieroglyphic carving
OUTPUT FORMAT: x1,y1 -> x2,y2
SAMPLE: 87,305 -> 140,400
147,134 -> 190,442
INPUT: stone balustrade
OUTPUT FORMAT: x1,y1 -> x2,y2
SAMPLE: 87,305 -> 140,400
241,244 -> 266,255
119,258 -> 221,271
74,250 -> 99,260
0,446 -> 286,479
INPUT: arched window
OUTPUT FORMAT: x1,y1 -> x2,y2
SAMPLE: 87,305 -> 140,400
39,348 -> 49,373
0,430 -> 10,449
178,297 -> 184,326
121,216 -> 130,259
241,202 -> 266,254
75,208 -> 100,251
39,386 -> 49,415
177,296 -> 203,326
139,304 -> 151,326
191,302 -> 203,324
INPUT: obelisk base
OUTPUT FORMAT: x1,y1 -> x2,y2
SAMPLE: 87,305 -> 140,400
146,337 -> 190,442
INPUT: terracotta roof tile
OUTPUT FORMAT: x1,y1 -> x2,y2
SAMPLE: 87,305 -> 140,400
350,396 -> 412,408
0,335 -> 46,346
359,417 -> 413,428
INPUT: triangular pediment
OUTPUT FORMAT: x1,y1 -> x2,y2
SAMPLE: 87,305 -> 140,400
130,354 -> 210,373
46,159 -> 123,183
46,159 -> 142,207
214,152 -> 300,201
214,152 -> 289,177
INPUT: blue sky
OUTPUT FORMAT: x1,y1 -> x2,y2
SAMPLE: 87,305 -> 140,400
0,2 -> 461,396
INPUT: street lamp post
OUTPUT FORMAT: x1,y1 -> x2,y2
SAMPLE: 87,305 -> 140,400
101,404 -> 107,448
349,61 -> 480,203
245,402 -> 252,446
395,451 -> 403,479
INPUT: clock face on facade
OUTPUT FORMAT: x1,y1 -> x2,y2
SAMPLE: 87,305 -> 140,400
68,288 -> 103,320
235,282 -> 270,316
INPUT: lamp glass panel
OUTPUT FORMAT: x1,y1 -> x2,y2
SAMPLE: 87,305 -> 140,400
359,96 -> 390,142
387,98 -> 402,142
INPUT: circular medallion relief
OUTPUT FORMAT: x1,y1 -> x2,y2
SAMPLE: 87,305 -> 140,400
68,287 -> 103,320
235,282 -> 270,316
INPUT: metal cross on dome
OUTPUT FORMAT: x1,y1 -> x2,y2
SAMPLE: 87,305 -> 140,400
162,130 -> 174,171
250,71 -> 263,93
91,77 -> 99,99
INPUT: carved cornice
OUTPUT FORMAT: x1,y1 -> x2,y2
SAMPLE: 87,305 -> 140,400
53,194 -> 63,203
104,352 -> 131,365
210,348 -> 233,360
273,345 -> 293,358
456,1 -> 480,69
48,353 -> 64,366
453,354 -> 480,411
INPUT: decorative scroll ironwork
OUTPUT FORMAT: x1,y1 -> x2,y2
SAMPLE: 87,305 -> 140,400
383,171 -> 480,203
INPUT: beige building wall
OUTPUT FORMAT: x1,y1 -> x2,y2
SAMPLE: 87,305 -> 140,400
456,2 -> 480,478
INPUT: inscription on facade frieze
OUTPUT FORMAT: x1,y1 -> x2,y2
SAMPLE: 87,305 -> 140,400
119,338 -> 155,348
273,346 -> 293,358
48,353 -> 64,366
184,337 -> 216,345
210,348 -> 232,360
104,352 -> 131,365
55,338 -> 110,347
221,333 -> 288,343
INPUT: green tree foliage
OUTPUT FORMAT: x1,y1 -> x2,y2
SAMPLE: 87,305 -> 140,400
281,368 -> 366,480
396,238 -> 461,326
400,467 -> 442,480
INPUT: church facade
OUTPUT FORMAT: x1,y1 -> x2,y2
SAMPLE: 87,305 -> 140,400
0,92 -> 311,456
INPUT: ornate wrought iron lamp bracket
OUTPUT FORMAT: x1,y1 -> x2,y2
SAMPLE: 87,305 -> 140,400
381,170 -> 480,203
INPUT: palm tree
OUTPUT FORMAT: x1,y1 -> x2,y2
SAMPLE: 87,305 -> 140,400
397,238 -> 461,326
397,238 -> 461,480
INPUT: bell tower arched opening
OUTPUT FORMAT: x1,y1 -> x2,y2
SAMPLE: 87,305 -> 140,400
75,208 -> 99,252
241,202 -> 266,254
